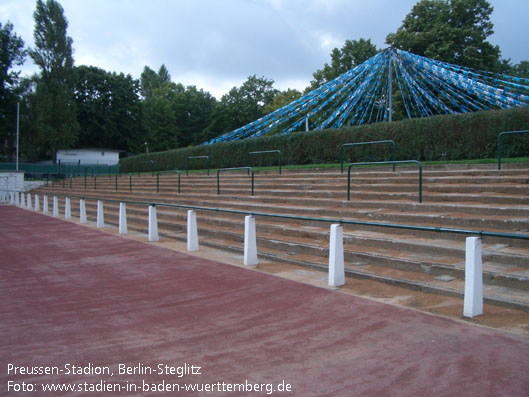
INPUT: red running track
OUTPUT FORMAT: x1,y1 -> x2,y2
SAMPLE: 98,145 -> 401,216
1,205 -> 529,396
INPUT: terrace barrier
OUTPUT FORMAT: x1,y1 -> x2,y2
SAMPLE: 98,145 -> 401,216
347,160 -> 422,202
217,167 -> 254,196
248,150 -> 282,175
341,140 -> 396,173
498,130 -> 529,170
186,156 -> 210,176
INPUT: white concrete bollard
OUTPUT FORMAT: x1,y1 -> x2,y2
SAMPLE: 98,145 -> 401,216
53,196 -> 59,217
328,224 -> 345,287
464,237 -> 483,317
119,202 -> 127,234
148,205 -> 159,242
15,192 -> 20,206
187,210 -> 199,251
43,195 -> 48,214
64,197 -> 71,220
27,193 -> 32,209
244,215 -> 258,266
20,192 -> 25,208
80,199 -> 87,224
34,194 -> 40,212
10,192 -> 15,205
97,200 -> 104,228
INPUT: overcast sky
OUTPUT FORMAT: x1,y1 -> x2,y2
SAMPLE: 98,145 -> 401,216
1,0 -> 528,99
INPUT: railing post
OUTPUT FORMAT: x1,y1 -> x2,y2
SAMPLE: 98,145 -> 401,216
119,202 -> 127,234
97,200 -> 104,228
156,173 -> 160,193
34,194 -> 40,212
187,210 -> 199,251
53,196 -> 59,217
115,173 -> 118,192
43,195 -> 48,214
65,197 -> 71,220
251,171 -> 254,196
94,175 -> 97,190
328,224 -> 345,287
80,199 -> 87,224
463,237 -> 483,317
244,215 -> 258,266
148,205 -> 159,242
129,173 -> 132,192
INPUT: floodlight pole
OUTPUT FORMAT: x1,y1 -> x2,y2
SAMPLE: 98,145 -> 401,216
16,102 -> 20,171
388,55 -> 393,123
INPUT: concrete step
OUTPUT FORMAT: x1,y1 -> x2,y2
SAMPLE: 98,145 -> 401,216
34,164 -> 529,310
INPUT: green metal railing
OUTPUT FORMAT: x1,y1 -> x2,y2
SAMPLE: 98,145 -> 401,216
341,140 -> 396,173
217,167 -> 254,196
497,130 -> 529,170
157,170 -> 181,193
13,191 -> 529,242
138,160 -> 154,176
186,156 -> 210,176
248,150 -> 282,175
347,160 -> 422,202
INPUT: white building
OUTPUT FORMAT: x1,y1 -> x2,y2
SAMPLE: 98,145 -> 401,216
56,149 -> 121,166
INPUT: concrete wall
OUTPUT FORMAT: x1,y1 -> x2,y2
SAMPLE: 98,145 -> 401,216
57,149 -> 120,166
0,171 -> 24,192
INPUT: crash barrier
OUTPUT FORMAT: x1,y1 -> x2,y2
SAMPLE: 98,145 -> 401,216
8,191 -> 529,318
498,130 -> 529,170
347,160 -> 422,203
248,150 -> 282,175
340,140 -> 396,173
186,156 -> 210,176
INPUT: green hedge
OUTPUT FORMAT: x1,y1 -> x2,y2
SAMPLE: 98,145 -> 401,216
120,107 -> 529,172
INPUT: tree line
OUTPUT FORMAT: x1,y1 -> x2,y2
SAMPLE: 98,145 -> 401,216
1,0 -> 528,163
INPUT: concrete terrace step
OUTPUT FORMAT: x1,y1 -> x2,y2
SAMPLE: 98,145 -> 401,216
34,164 -> 529,310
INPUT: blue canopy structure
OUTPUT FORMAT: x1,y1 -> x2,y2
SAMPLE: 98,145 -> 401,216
203,48 -> 529,145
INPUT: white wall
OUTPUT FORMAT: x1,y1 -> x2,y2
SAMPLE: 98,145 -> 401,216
0,171 -> 24,193
57,150 -> 119,165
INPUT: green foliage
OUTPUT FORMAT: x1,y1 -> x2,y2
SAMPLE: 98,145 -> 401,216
204,75 -> 279,139
120,107 -> 529,172
74,65 -> 144,153
142,82 -> 217,150
386,0 -> 501,72
0,21 -> 26,161
140,64 -> 171,99
29,0 -> 79,161
308,38 -> 378,91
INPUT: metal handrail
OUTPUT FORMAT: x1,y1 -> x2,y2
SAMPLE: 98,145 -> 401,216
138,160 -> 154,176
347,160 -> 422,202
11,190 -> 529,241
186,156 -> 210,176
497,130 -> 529,170
217,167 -> 254,196
341,140 -> 396,173
248,150 -> 282,174
157,170 -> 181,193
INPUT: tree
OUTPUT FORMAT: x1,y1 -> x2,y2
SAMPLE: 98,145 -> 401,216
142,81 -> 217,150
386,0 -> 501,72
140,64 -> 171,99
263,88 -> 302,114
0,21 -> 26,160
308,38 -> 378,91
501,60 -> 529,79
205,75 -> 278,138
73,65 -> 144,153
29,0 -> 79,161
